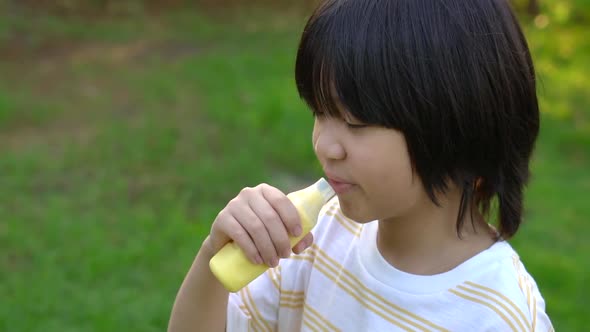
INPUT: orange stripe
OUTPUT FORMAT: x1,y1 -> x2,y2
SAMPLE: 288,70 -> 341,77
298,247 -> 433,330
238,304 -> 251,318
281,302 -> 304,309
280,291 -> 305,309
531,289 -> 537,331
240,287 -> 261,330
450,289 -> 519,332
518,276 -> 526,294
325,205 -> 362,231
298,247 -> 433,331
291,236 -> 446,331
324,209 -> 361,237
304,305 -> 329,332
324,200 -> 339,211
239,289 -> 264,331
280,294 -> 304,304
325,204 -> 360,227
525,278 -> 531,306
303,319 -> 322,332
281,297 -> 304,303
524,279 -> 537,331
280,297 -> 304,308
267,268 -> 280,291
511,257 -> 538,331
512,257 -> 526,292
243,287 -> 272,332
464,281 -> 529,326
305,303 -> 341,331
313,245 -> 449,331
310,253 -> 416,330
458,285 -> 526,332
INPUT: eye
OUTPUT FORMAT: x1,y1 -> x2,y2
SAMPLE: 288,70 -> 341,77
345,122 -> 367,129
341,112 -> 367,129
343,116 -> 367,129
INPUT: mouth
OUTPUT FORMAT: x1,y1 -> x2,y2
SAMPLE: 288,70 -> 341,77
326,176 -> 355,194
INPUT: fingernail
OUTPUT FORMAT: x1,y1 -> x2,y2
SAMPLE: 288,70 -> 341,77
255,255 -> 263,265
292,225 -> 302,237
270,258 -> 279,267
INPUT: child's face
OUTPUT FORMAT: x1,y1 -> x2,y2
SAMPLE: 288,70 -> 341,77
312,113 -> 429,223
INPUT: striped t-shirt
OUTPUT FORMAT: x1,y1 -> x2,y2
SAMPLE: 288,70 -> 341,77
227,197 -> 553,331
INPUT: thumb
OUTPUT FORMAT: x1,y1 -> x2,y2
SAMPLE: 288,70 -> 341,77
201,233 -> 230,259
292,232 -> 314,254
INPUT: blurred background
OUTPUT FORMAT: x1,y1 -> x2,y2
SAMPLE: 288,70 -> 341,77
0,0 -> 587,331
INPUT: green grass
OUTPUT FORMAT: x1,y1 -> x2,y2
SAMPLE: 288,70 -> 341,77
0,5 -> 588,331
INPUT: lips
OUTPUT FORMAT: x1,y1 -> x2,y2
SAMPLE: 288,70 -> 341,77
326,175 -> 355,194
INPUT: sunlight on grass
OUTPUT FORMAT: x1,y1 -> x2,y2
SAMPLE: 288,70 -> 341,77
0,5 -> 588,331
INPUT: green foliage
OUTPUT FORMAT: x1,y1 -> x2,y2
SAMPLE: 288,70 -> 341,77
512,0 -> 590,24
0,5 -> 587,331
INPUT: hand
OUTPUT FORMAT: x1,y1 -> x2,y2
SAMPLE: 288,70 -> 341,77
207,184 -> 314,267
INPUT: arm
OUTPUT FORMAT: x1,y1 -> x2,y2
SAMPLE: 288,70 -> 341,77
168,236 -> 227,332
167,184 -> 308,332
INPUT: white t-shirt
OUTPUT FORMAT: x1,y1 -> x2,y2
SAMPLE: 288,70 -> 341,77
227,197 -> 553,331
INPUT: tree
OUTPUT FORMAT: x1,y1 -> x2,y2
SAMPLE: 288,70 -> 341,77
528,0 -> 540,16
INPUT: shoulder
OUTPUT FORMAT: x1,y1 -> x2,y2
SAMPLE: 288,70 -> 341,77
449,241 -> 553,331
462,241 -> 542,307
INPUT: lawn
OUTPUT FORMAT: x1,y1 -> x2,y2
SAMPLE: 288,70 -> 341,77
0,4 -> 588,331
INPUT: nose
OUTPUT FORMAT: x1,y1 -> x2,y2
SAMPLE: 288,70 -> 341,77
313,118 -> 346,162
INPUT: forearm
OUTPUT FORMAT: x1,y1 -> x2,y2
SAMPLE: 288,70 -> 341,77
168,237 -> 228,332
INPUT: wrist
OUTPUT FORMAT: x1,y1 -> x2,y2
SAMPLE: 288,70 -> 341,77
199,235 -> 217,260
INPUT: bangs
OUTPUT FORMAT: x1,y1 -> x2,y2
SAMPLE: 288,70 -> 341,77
295,0 -> 408,128
294,0 -> 540,239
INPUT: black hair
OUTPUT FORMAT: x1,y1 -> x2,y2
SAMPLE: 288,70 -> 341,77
295,0 -> 539,239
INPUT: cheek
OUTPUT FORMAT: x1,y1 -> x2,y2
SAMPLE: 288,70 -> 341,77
311,122 -> 319,151
357,140 -> 419,211
363,170 -> 423,220
361,148 -> 414,189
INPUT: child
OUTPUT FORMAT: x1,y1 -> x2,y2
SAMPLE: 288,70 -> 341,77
168,0 -> 553,330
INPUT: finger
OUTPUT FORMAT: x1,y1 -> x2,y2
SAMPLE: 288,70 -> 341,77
229,201 -> 279,267
261,185 -> 302,237
213,210 -> 262,265
248,193 -> 292,259
292,232 -> 314,254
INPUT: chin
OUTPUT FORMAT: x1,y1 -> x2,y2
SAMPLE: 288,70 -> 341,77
339,203 -> 375,224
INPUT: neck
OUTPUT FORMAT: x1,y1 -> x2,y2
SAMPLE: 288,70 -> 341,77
376,188 -> 496,275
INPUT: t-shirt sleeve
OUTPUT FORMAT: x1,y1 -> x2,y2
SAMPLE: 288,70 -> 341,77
513,259 -> 554,331
526,276 -> 554,331
226,265 -> 282,332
